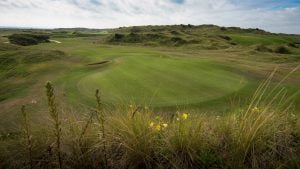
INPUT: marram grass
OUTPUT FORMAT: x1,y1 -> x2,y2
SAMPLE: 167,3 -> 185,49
0,76 -> 299,169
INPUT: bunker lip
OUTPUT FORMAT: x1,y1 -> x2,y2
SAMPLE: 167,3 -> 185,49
87,60 -> 110,66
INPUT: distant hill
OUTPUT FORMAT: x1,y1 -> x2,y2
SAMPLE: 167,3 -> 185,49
105,25 -> 300,51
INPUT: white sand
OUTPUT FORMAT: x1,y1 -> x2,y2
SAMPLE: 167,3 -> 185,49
50,40 -> 62,43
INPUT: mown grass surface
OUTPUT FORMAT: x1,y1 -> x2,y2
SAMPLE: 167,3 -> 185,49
77,55 -> 245,106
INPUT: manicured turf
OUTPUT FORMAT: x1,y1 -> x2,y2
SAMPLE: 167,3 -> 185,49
75,54 -> 246,106
35,38 -> 246,107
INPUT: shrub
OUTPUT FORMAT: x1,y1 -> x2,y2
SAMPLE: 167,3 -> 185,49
288,42 -> 299,48
170,30 -> 180,35
8,34 -> 50,46
218,35 -> 231,41
169,37 -> 187,46
255,45 -> 273,52
126,33 -> 142,43
111,33 -> 125,42
274,46 -> 291,54
130,26 -> 141,33
220,27 -> 227,31
145,33 -> 164,40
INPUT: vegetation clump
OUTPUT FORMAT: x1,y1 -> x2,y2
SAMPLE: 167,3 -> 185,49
111,33 -> 125,42
8,33 -> 50,46
255,44 -> 273,52
218,35 -> 232,41
274,46 -> 291,54
109,32 -> 190,46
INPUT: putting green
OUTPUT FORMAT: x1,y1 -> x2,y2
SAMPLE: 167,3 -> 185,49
73,53 -> 246,106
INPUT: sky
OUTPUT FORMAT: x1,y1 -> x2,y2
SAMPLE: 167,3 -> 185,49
0,0 -> 300,34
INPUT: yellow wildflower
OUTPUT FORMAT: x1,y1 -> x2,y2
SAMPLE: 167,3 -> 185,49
162,123 -> 168,128
252,107 -> 259,112
182,113 -> 188,120
155,124 -> 161,131
149,122 -> 154,127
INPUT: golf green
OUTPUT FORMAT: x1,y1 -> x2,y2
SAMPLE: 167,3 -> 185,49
74,53 -> 246,106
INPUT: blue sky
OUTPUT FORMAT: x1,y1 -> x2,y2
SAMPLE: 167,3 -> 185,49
0,0 -> 299,33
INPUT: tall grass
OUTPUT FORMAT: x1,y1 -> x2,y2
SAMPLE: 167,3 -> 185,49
95,89 -> 108,167
20,105 -> 33,169
46,82 -> 63,169
0,72 -> 299,169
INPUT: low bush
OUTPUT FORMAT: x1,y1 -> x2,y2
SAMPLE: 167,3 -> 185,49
274,46 -> 291,54
112,33 -> 125,41
288,42 -> 299,48
8,34 -> 50,46
218,35 -> 231,41
255,45 -> 273,52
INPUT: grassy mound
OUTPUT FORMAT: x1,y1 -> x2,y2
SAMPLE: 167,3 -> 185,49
0,48 -> 66,102
0,43 -> 19,51
0,49 -> 66,68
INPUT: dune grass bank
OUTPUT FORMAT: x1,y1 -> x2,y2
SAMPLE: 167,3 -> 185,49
0,71 -> 299,169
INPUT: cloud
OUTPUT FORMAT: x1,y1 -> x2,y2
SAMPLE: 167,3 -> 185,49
0,0 -> 299,34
